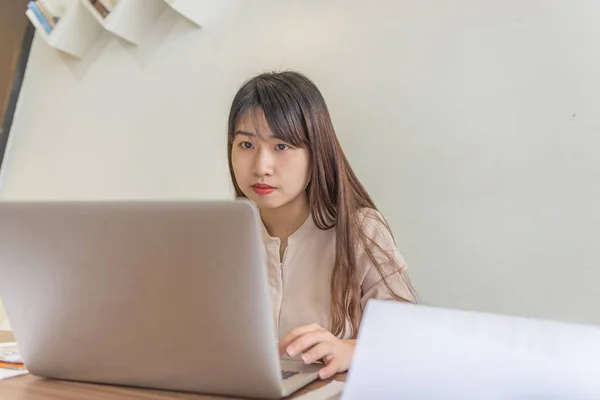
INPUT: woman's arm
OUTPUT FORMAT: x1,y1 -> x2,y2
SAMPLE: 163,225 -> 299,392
357,208 -> 416,308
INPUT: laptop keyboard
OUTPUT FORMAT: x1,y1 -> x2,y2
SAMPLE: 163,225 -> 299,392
281,370 -> 299,380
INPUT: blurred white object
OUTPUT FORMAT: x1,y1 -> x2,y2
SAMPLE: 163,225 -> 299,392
343,300 -> 600,399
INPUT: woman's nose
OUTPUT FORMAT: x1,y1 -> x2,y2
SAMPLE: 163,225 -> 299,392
253,149 -> 274,177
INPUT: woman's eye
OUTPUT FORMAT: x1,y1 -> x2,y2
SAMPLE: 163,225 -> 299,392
240,141 -> 253,149
275,144 -> 290,151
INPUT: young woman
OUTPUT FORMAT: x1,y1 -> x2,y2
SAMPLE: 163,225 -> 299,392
227,71 -> 416,379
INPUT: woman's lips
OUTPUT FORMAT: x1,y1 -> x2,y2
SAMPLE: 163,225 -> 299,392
252,184 -> 275,195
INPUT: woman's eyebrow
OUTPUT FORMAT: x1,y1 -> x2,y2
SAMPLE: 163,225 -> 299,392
233,130 -> 256,137
234,130 -> 274,139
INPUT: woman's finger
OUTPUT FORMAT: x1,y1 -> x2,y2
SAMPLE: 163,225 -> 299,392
300,341 -> 334,364
286,330 -> 333,357
318,360 -> 340,380
278,323 -> 325,356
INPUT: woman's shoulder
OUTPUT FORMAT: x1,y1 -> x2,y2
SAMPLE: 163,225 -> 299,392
355,207 -> 389,233
355,207 -> 384,223
353,207 -> 408,286
354,207 -> 395,250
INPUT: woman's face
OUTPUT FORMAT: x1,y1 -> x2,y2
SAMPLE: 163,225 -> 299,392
231,109 -> 311,211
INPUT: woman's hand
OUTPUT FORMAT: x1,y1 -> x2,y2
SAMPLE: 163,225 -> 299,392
279,323 -> 356,380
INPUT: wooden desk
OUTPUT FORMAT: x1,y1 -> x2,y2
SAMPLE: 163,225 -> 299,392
0,331 -> 345,399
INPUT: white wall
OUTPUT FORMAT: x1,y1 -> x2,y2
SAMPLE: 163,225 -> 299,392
2,0 -> 600,325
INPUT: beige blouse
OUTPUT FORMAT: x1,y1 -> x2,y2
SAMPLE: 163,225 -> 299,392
261,209 -> 414,340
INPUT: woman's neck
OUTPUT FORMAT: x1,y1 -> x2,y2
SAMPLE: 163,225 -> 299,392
260,195 -> 310,244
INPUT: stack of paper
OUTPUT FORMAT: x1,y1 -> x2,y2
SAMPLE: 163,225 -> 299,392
0,343 -> 28,381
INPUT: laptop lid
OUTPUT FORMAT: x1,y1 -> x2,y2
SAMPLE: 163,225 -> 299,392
0,200 -> 287,398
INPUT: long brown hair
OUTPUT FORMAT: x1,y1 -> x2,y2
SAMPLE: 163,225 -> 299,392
227,71 -> 417,338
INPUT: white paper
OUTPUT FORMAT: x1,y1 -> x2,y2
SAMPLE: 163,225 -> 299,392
296,380 -> 344,400
343,300 -> 600,399
0,351 -> 22,364
0,341 -> 28,380
0,368 -> 28,381
0,342 -> 23,363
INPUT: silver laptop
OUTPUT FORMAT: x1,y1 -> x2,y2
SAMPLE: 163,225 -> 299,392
0,200 -> 320,399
